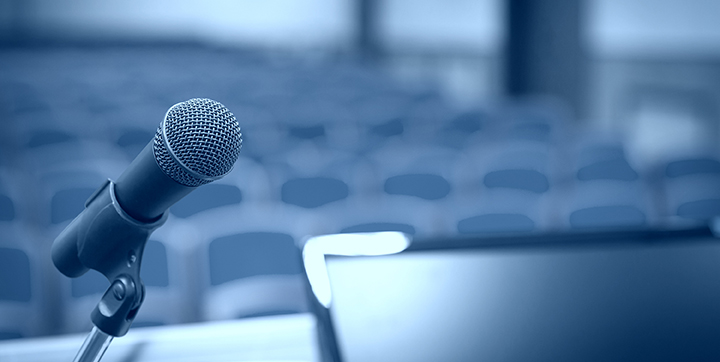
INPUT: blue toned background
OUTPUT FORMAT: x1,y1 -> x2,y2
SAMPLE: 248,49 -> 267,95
1,0 -> 720,343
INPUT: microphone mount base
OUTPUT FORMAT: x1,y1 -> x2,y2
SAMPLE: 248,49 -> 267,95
52,179 -> 167,336
91,274 -> 144,337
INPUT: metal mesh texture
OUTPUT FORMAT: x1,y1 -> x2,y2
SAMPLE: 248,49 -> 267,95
153,98 -> 242,187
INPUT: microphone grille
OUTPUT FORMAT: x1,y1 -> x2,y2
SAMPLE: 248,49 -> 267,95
153,98 -> 242,187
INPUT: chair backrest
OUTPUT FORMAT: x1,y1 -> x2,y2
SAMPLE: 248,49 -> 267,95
577,158 -> 638,182
0,190 -> 16,223
384,173 -> 452,201
457,213 -> 536,235
281,176 -> 350,209
0,247 -> 32,304
0,247 -> 32,340
0,236 -> 49,339
369,143 -> 461,198
558,137 -> 650,229
190,203 -> 309,321
454,141 -> 557,234
20,127 -> 126,173
663,157 -> 720,222
208,232 -> 302,286
312,194 -> 443,238
569,205 -> 646,229
494,97 -> 570,139
0,168 -> 53,338
268,145 -> 371,220
351,92 -> 411,151
355,144 -> 464,236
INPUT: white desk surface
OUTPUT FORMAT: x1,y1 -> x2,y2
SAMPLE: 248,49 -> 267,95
0,313 -> 319,362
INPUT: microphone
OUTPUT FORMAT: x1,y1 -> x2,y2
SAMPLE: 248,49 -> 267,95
52,98 -> 242,279
49,98 -> 242,343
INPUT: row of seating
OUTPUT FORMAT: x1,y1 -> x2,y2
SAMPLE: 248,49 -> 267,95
3,144 -> 719,335
9,100 -> 560,167
4,153 -> 720,338
1,48 -> 576,170
2,139 -> 718,235
2,45 -> 720,341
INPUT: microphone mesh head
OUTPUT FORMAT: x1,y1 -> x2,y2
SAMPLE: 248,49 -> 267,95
153,98 -> 242,187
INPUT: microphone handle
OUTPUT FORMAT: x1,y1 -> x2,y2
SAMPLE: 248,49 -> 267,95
114,142 -> 196,222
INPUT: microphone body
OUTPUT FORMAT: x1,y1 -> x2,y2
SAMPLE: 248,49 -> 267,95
114,142 -> 195,223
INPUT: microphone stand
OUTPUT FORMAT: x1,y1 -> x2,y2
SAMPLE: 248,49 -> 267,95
72,274 -> 144,362
73,327 -> 113,362
52,180 -> 167,362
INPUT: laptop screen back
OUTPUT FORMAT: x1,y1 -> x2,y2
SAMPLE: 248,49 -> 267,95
325,238 -> 720,362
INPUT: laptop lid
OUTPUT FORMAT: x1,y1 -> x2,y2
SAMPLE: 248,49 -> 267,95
303,226 -> 720,362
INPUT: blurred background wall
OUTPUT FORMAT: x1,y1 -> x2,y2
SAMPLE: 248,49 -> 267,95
3,0 -> 720,143
587,0 -> 720,162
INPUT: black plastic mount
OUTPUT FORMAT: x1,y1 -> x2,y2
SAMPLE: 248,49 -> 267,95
52,179 -> 168,337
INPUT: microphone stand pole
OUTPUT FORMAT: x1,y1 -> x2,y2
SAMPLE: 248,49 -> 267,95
73,327 -> 113,362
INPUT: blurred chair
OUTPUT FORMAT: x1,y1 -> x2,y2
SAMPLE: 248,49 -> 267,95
349,91 -> 414,153
454,98 -> 569,234
351,142 -> 462,237
562,139 -> 649,229
0,176 -> 50,339
264,143 -> 376,236
454,141 -> 557,234
0,175 -> 19,226
281,176 -> 350,210
316,194 -> 439,237
0,193 -> 14,223
400,92 -> 457,148
568,182 -> 647,229
492,97 -> 572,149
0,242 -> 46,340
662,156 -> 720,223
433,109 -> 488,150
569,148 -> 649,228
360,90 -> 462,153
282,91 -> 373,157
19,127 -> 126,172
190,202 -> 309,321
234,110 -> 291,163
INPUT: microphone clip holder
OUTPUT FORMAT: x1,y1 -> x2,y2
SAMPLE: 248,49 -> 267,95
73,274 -> 143,362
52,179 -> 168,360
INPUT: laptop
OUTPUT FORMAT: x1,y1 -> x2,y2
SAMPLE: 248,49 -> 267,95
302,226 -> 720,362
